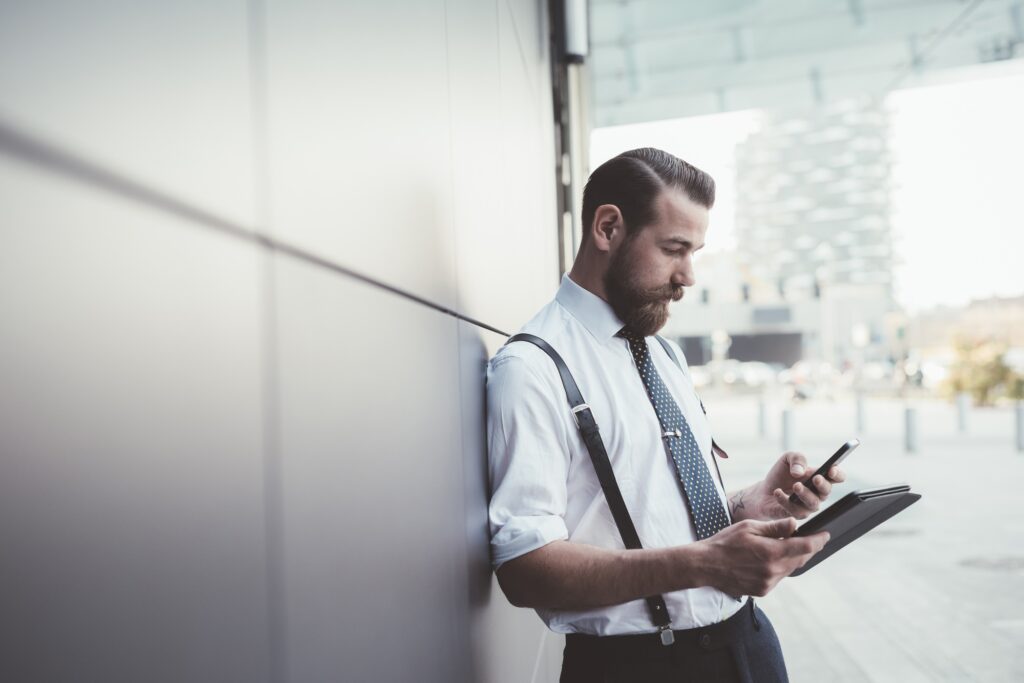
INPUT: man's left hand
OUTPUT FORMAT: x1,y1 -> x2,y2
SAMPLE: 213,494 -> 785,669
734,452 -> 846,521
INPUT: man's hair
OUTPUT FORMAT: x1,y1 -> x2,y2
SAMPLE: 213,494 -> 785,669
581,148 -> 715,241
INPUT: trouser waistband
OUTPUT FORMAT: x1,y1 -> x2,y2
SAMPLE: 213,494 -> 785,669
565,599 -> 761,658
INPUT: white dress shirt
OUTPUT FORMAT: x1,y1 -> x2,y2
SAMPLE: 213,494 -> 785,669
487,274 -> 747,635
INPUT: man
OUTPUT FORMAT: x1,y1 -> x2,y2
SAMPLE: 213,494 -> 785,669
486,148 -> 844,682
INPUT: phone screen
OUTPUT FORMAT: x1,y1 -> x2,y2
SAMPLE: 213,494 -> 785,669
790,438 -> 859,504
815,438 -> 860,477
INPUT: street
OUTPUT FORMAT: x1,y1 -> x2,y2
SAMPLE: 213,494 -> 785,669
706,394 -> 1024,682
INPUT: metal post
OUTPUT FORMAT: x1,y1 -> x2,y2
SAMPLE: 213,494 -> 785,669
855,391 -> 865,435
782,409 -> 793,452
904,405 -> 917,453
956,392 -> 970,433
1016,401 -> 1024,453
758,397 -> 767,438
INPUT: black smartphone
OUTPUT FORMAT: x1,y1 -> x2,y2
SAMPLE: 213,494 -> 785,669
788,438 -> 860,506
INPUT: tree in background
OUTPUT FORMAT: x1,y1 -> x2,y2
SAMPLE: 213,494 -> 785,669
1008,373 -> 1024,402
944,337 -> 1013,406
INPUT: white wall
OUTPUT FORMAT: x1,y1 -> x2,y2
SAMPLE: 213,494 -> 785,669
0,1 -> 563,680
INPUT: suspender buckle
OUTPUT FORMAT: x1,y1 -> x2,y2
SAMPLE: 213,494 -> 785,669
570,403 -> 591,428
658,625 -> 675,646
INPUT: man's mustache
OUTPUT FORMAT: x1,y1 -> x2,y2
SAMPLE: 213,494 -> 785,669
636,283 -> 684,303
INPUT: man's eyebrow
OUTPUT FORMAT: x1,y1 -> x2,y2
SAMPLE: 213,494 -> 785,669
663,237 -> 700,249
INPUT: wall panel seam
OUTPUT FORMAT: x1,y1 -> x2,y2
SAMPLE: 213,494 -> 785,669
0,119 -> 511,338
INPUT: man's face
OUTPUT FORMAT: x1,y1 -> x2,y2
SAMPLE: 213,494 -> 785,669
604,188 -> 709,336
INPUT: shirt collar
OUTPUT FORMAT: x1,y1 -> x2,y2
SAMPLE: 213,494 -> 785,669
555,274 -> 627,344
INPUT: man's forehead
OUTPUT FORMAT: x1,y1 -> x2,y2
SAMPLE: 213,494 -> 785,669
651,188 -> 709,238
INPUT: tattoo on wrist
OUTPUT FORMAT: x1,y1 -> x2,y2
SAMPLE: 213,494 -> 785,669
729,490 -> 746,517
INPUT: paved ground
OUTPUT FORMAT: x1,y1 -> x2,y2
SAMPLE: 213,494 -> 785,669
704,393 -> 1024,682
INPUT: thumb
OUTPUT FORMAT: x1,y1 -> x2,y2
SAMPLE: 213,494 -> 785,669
752,517 -> 799,539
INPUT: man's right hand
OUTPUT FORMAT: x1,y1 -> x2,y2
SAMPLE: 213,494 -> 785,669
696,518 -> 829,598
495,518 -> 828,611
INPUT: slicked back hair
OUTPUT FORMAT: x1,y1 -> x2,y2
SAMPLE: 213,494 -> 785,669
581,148 -> 715,243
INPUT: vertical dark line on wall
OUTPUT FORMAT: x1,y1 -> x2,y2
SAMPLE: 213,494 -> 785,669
249,3 -> 274,236
257,253 -> 286,683
247,0 -> 288,680
440,2 -> 474,680
442,0 -> 460,318
549,0 -> 571,278
258,252 -> 286,683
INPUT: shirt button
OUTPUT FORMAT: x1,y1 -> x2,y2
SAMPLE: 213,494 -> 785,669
698,633 -> 712,649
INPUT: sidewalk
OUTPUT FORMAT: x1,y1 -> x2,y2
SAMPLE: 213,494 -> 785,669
704,394 -> 1024,682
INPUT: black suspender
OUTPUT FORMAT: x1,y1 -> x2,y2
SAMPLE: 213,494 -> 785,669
506,332 -> 734,644
506,333 -> 675,643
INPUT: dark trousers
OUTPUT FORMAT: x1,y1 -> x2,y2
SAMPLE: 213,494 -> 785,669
560,600 -> 788,683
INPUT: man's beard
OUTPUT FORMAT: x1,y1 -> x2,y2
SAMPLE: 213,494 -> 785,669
604,240 -> 684,337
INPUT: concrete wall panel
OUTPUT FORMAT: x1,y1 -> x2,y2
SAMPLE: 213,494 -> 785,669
457,320 -> 565,682
0,1 -> 561,680
275,258 -> 467,682
448,0 -> 559,332
0,159 -> 271,682
265,0 -> 457,307
0,0 -> 258,227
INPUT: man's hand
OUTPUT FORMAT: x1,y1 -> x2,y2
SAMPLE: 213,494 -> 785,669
496,517 -> 829,610
696,517 -> 829,597
729,451 -> 846,521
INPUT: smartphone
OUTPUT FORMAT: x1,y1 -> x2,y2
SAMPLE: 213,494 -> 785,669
788,438 -> 860,506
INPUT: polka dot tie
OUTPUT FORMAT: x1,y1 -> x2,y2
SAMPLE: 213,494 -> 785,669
621,329 -> 730,540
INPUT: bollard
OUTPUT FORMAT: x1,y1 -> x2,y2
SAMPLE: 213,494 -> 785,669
781,408 -> 793,452
904,406 -> 917,453
956,392 -> 970,433
855,392 -> 865,435
1017,401 -> 1024,453
758,397 -> 767,438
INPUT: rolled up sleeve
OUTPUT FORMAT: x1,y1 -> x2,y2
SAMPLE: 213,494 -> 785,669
486,352 -> 571,569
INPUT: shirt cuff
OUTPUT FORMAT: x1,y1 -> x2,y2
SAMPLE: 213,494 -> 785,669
490,515 -> 569,569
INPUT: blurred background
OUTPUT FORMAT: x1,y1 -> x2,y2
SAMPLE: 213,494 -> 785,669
1,1 -> 1022,682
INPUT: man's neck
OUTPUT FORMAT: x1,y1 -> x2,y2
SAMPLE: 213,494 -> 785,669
568,252 -> 610,303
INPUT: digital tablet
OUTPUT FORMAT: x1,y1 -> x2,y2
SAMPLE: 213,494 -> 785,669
790,484 -> 921,576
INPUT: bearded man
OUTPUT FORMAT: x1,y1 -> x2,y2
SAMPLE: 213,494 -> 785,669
486,148 -> 844,683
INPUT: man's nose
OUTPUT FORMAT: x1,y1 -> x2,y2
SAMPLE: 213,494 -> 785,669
673,258 -> 695,287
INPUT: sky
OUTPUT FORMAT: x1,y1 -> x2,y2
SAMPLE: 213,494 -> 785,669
590,66 -> 1024,313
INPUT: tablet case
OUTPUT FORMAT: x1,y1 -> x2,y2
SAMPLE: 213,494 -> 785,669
790,484 -> 921,576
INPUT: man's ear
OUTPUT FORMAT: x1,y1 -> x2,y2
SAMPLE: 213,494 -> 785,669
590,204 -> 624,253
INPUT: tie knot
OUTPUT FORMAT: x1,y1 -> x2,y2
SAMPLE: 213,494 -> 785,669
618,327 -> 646,347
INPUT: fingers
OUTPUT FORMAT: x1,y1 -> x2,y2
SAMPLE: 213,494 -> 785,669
827,465 -> 846,483
790,481 -> 822,511
721,521 -> 830,596
752,516 -> 799,538
804,531 -> 831,553
783,452 -> 808,478
809,474 -> 832,497
773,488 -> 811,519
770,488 -> 794,514
781,531 -> 830,558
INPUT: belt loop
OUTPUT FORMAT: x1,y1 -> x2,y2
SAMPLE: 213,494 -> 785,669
749,599 -> 761,631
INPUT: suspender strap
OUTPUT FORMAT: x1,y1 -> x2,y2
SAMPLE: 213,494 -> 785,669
507,333 -> 674,640
653,335 -> 682,371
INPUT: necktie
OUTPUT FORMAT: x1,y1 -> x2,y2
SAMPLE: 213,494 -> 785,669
621,329 -> 731,540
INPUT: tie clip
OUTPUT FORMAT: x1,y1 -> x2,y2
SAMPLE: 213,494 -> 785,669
662,428 -> 682,439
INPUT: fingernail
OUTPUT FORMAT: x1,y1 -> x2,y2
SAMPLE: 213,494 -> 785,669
792,465 -> 805,475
